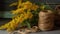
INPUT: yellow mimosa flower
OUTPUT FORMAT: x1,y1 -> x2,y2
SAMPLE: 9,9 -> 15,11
19,18 -> 24,23
40,5 -> 45,10
7,28 -> 12,32
11,8 -> 25,14
22,1 -> 32,9
24,13 -> 29,20
29,13 -> 33,19
31,4 -> 39,11
10,24 -> 15,31
27,11 -> 33,19
10,2 -> 17,7
17,0 -> 23,9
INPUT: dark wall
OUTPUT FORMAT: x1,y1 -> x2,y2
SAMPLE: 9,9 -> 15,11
0,0 -> 5,11
0,0 -> 17,11
0,0 -> 60,11
41,0 -> 60,9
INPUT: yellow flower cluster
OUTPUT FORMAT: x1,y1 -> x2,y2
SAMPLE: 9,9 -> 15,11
0,0 -> 39,32
11,8 -> 24,14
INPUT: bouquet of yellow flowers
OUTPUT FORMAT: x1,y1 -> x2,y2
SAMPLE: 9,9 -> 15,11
0,0 -> 52,32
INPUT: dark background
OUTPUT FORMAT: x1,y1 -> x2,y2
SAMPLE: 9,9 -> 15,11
0,0 -> 17,11
0,0 -> 60,11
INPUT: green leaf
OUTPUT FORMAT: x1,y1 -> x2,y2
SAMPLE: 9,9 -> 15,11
25,21 -> 31,29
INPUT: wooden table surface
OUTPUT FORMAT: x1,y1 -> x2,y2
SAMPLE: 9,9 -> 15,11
0,30 -> 60,34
